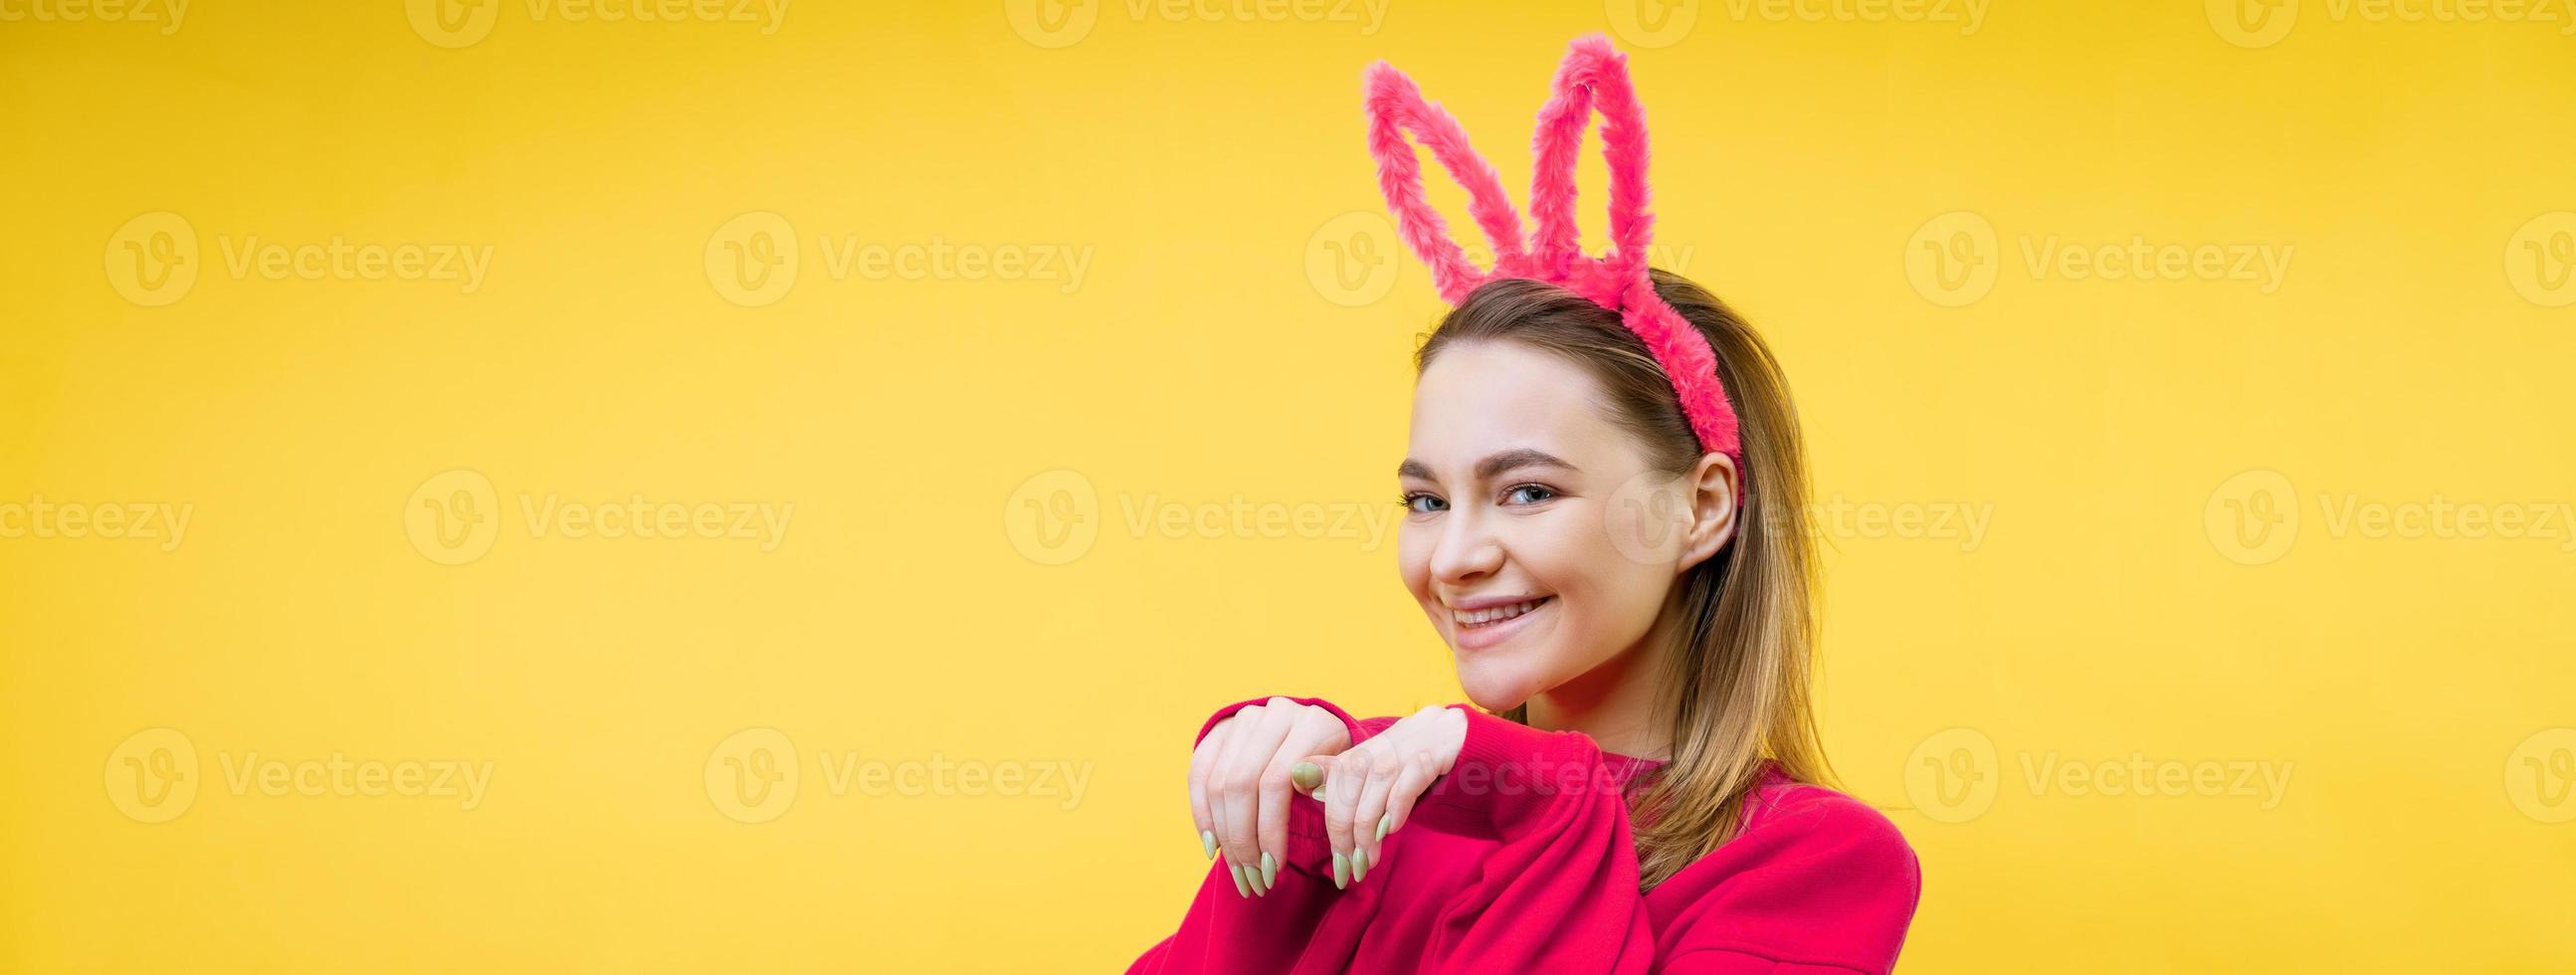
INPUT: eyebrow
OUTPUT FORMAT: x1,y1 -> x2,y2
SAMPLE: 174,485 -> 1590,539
1397,448 -> 1579,484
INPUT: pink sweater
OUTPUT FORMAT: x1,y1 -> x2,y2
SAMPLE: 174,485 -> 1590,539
1127,696 -> 1921,974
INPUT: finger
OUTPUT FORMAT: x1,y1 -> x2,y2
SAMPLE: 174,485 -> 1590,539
1350,745 -> 1403,880
1255,710 -> 1340,889
1218,700 -> 1294,894
1188,719 -> 1231,861
1381,747 -> 1439,841
1323,747 -> 1365,887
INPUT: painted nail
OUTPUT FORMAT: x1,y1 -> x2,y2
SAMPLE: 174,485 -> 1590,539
1376,814 -> 1392,841
1250,864 -> 1269,897
1352,846 -> 1368,883
1201,830 -> 1217,860
1289,761 -> 1323,792
1331,851 -> 1349,889
1260,851 -> 1278,889
1228,859 -> 1250,898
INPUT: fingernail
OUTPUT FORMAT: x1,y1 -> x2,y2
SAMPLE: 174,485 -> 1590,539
1260,851 -> 1278,889
1376,814 -> 1392,842
1331,851 -> 1349,889
1201,830 -> 1216,861
1289,761 -> 1323,792
1228,860 -> 1250,898
1250,864 -> 1269,897
1352,846 -> 1368,883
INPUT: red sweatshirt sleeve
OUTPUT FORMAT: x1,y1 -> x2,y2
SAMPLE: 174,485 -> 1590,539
1131,696 -> 1917,975
1647,785 -> 1922,974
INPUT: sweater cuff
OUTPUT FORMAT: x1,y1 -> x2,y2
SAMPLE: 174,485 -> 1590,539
1192,695 -> 1371,754
1431,703 -> 1610,836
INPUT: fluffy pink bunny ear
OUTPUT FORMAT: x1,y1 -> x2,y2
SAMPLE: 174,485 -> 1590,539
1528,34 -> 1655,303
1364,61 -> 1530,303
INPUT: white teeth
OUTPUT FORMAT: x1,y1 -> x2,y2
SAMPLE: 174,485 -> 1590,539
1453,598 -> 1546,627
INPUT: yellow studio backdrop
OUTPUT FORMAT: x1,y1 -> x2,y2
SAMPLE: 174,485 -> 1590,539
3,0 -> 2572,971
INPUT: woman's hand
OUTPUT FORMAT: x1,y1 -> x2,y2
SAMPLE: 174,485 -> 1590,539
1301,704 -> 1465,889
1189,697 -> 1354,898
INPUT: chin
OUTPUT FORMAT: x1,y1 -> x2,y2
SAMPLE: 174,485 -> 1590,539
1452,657 -> 1545,713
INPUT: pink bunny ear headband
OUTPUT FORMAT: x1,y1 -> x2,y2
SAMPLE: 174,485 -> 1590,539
1364,34 -> 1741,463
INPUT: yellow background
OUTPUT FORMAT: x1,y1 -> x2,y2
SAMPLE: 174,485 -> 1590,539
5,0 -> 2574,971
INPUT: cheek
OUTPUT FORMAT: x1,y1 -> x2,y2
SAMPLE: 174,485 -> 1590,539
1526,509 -> 1672,661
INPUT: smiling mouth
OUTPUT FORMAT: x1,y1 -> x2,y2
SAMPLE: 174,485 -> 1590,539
1452,596 -> 1553,629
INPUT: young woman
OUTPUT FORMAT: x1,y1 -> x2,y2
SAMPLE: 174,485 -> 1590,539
1129,37 -> 1919,975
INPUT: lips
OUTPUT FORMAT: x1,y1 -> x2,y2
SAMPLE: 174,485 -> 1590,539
1447,595 -> 1553,653
1453,596 -> 1550,628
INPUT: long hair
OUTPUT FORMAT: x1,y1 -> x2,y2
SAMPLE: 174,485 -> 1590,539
1415,269 -> 1831,892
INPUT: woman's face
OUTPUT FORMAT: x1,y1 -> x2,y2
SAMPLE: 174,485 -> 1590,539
1397,340 -> 1729,712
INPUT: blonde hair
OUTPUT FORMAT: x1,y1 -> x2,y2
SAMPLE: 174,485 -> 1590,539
1416,269 -> 1832,891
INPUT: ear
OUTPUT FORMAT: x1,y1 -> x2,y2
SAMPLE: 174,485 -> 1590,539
1364,61 -> 1530,303
1676,451 -> 1740,575
1527,34 -> 1654,293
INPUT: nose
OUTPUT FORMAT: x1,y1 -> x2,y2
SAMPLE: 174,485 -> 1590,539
1427,502 -> 1505,591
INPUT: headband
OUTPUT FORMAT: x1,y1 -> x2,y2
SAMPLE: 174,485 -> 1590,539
1363,35 -> 1741,462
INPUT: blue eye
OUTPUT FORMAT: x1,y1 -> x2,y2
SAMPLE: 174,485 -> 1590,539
1503,484 -> 1557,504
1400,491 -> 1447,513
